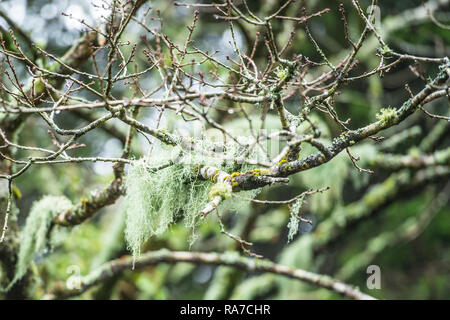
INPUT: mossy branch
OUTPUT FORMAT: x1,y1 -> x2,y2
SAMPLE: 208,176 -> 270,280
272,62 -> 450,177
198,165 -> 289,216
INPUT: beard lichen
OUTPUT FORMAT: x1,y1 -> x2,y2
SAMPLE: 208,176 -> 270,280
7,195 -> 72,290
123,140 -> 263,262
287,194 -> 305,242
123,159 -> 211,262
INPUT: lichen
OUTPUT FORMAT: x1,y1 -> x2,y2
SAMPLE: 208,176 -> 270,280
275,65 -> 289,81
123,159 -> 210,262
376,107 -> 396,123
123,139 -> 264,262
287,194 -> 305,242
209,182 -> 232,200
7,195 -> 72,290
249,169 -> 262,176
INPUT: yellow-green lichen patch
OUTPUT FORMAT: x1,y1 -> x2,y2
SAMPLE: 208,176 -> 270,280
376,107 -> 397,124
231,172 -> 241,178
249,169 -> 261,176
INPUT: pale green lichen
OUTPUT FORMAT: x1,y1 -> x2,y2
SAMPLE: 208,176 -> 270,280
287,194 -> 305,242
8,195 -> 72,289
123,159 -> 210,262
123,139 -> 264,263
376,107 -> 396,123
209,182 -> 232,200
275,66 -> 289,82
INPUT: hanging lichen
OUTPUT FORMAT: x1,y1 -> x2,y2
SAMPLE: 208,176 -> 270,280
7,195 -> 72,289
287,194 -> 305,242
123,139 -> 263,262
123,159 -> 210,261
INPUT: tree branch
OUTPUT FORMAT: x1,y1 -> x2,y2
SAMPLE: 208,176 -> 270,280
45,249 -> 376,300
